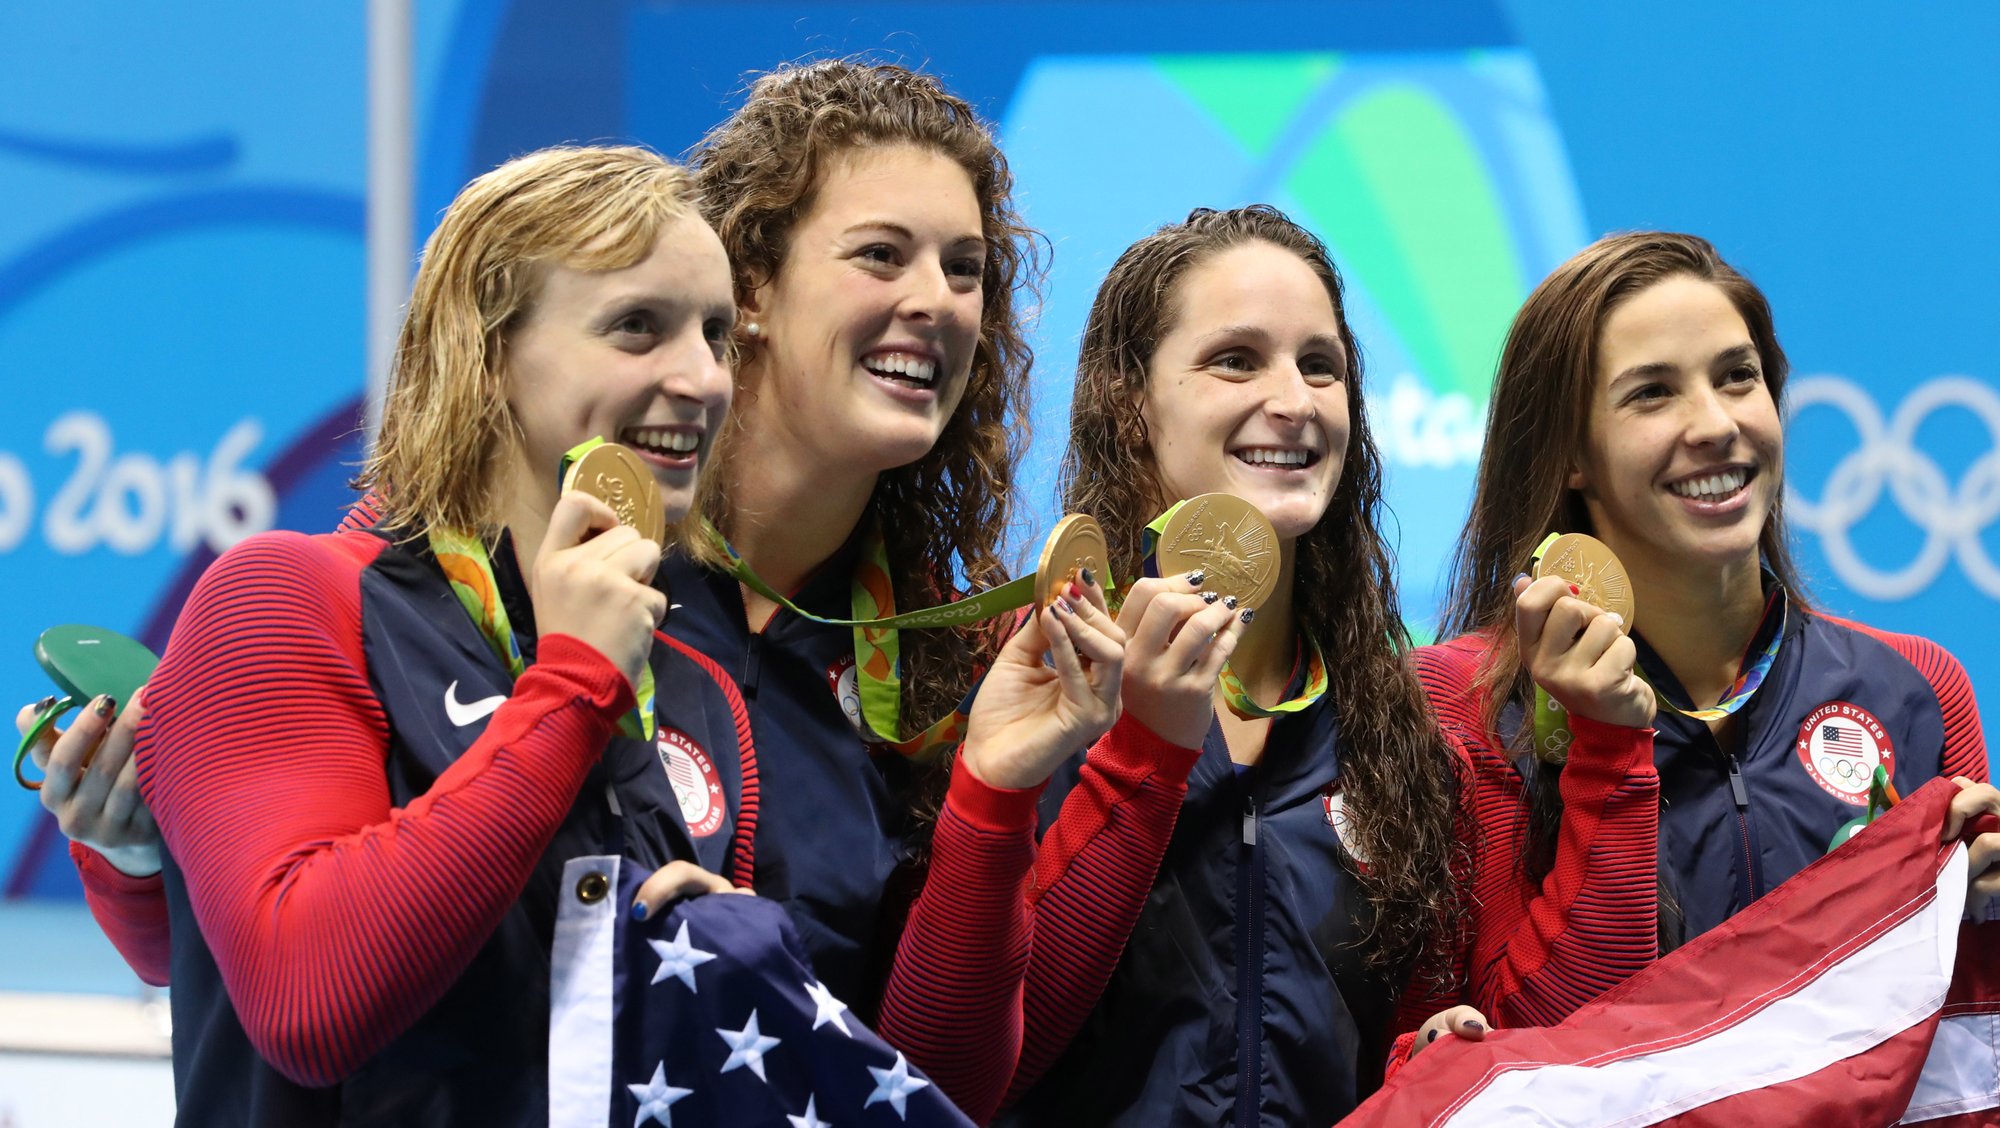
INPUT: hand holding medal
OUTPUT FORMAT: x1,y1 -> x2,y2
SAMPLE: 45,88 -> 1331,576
1518,532 -> 1655,761
961,517 -> 1127,790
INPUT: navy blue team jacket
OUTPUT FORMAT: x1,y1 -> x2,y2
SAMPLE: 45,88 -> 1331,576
155,527 -> 751,1127
1004,687 -> 1402,1128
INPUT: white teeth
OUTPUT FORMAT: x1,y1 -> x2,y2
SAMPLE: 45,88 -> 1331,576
624,426 -> 699,454
1669,468 -> 1748,499
862,353 -> 937,384
1236,448 -> 1310,467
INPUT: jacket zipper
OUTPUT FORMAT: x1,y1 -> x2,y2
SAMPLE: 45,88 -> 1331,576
1235,787 -> 1263,1128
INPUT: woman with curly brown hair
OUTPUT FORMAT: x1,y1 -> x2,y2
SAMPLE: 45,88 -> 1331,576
995,205 -> 1666,1127
658,59 -> 1238,1122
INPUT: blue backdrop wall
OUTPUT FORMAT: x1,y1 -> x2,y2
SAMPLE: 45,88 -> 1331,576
3,0 -> 1995,897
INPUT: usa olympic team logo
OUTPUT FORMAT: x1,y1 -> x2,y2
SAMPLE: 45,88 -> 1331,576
1795,701 -> 1895,805
656,727 -> 724,837
825,656 -> 866,736
1787,375 -> 2000,599
1322,786 -> 1370,865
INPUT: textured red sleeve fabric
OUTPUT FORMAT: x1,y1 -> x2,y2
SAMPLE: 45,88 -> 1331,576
1824,616 -> 1990,784
1414,637 -> 1661,1029
134,530 -> 632,1088
1003,715 -> 1203,1110
878,764 -> 1043,1123
70,841 -> 171,987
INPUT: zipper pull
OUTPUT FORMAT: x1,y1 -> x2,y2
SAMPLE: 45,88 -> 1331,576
1242,794 -> 1258,846
1726,755 -> 1749,809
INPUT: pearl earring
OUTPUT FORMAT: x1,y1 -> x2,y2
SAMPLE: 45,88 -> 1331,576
743,321 -> 762,339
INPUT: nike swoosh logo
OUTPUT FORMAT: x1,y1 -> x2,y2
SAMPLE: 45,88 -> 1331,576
444,680 -> 507,727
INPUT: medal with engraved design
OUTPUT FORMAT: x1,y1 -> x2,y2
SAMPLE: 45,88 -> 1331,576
1034,514 -> 1109,610
562,441 -> 667,547
1156,493 -> 1279,609
1533,532 -> 1635,623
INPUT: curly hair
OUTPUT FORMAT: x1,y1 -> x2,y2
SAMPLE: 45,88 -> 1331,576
360,145 -> 700,535
1062,204 -> 1466,981
1438,231 -> 1806,939
688,59 -> 1046,829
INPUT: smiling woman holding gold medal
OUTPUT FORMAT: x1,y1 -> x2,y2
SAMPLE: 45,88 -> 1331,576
991,206 -> 1662,1127
1423,232 -> 1999,992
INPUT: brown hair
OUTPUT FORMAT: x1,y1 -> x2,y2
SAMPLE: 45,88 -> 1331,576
690,60 -> 1044,780
1063,204 -> 1466,979
361,145 -> 700,534
1439,231 -> 1806,920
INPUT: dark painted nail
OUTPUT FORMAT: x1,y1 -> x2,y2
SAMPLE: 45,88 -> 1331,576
94,695 -> 116,718
1223,595 -> 1239,610
1464,1020 -> 1485,1033
1240,608 -> 1255,625
1426,1029 -> 1439,1043
35,695 -> 55,712
1079,567 -> 1096,588
1201,591 -> 1220,605
1186,570 -> 1205,587
632,902 -> 649,922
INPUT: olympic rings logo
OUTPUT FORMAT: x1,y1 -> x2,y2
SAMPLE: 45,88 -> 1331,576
1820,756 -> 1870,782
1786,375 -> 2000,600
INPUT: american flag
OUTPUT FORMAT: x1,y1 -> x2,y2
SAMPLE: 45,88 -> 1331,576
1346,779 -> 2000,1127
1823,724 -> 1855,747
549,859 -> 976,1128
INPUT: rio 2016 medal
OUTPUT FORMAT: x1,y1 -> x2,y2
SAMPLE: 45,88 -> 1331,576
1534,532 -> 1635,623
1035,514 -> 1110,610
562,442 -> 666,547
1157,493 -> 1279,609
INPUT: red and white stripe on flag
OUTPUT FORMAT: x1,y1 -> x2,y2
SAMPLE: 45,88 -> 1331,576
1345,779 -> 2000,1127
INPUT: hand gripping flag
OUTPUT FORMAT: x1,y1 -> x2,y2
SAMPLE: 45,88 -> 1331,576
1347,778 -> 1999,1127
548,856 -> 977,1128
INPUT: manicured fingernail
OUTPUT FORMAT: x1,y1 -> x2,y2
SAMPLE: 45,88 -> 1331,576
35,696 -> 55,712
1201,591 -> 1220,605
1223,595 -> 1239,610
1426,1029 -> 1439,1043
1054,598 -> 1075,615
94,695 -> 116,718
1080,567 -> 1096,588
1240,608 -> 1255,625
1606,613 -> 1624,627
632,902 -> 649,922
1513,572 -> 1530,585
1568,584 -> 1580,595
1066,580 -> 1083,601
1187,570 -> 1205,587
1464,1020 -> 1485,1033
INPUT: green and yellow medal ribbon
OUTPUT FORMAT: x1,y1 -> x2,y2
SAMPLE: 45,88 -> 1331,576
708,522 -> 1108,761
1140,499 -> 1327,720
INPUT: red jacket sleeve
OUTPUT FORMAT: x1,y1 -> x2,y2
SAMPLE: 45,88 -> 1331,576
70,842 -> 171,987
1414,637 -> 1661,1028
880,714 -> 1201,1124
134,530 -> 632,1088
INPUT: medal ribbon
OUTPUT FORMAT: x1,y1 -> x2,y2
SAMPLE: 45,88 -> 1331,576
707,522 -> 1078,761
1529,536 -> 1787,761
1141,499 -> 1326,719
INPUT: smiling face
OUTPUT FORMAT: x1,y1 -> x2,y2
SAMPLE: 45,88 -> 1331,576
503,211 -> 735,525
1571,273 -> 1783,577
1140,240 -> 1352,541
740,143 -> 986,477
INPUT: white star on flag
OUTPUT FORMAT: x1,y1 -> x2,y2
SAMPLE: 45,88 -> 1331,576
716,1009 -> 783,1082
647,921 -> 716,991
626,1061 -> 692,1128
803,978 -> 852,1036
786,1095 -> 833,1128
864,1051 -> 931,1120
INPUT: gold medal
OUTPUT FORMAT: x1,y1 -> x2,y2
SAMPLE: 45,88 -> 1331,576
1156,493 -> 1279,609
1534,532 -> 1635,623
1035,514 -> 1109,610
561,442 -> 666,547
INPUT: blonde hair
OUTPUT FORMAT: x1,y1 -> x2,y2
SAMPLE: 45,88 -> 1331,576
361,145 -> 701,533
